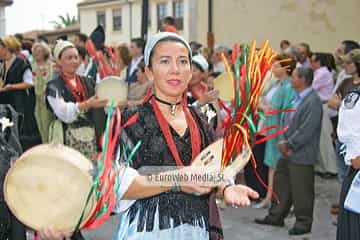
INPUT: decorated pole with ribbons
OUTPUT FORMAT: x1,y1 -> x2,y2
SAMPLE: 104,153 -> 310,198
219,41 -> 295,203
74,103 -> 140,231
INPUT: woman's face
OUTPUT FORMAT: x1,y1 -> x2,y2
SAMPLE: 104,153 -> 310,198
136,68 -> 147,84
59,47 -> 80,74
189,65 -> 204,86
33,46 -> 46,62
145,41 -> 191,100
344,62 -> 357,76
272,62 -> 286,78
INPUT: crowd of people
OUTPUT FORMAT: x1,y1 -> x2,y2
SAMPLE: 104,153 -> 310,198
0,15 -> 359,240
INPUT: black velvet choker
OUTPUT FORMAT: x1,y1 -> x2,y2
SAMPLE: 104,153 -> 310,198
153,95 -> 182,115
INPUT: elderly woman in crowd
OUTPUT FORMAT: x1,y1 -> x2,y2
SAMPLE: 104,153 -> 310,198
31,41 -> 55,143
45,40 -> 107,159
39,31 -> 259,240
255,53 -> 296,208
0,35 -> 40,151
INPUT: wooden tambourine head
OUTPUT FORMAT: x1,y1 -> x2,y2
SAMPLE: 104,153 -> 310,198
95,76 -> 128,105
191,138 -> 251,184
4,144 -> 96,231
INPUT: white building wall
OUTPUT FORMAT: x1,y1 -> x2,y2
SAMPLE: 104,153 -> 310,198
0,7 -> 6,37
79,0 -> 190,45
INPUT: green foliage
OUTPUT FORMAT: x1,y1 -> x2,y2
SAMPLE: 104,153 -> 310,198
50,13 -> 78,29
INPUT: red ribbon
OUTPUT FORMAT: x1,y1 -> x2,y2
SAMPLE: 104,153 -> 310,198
61,73 -> 88,102
151,95 -> 201,166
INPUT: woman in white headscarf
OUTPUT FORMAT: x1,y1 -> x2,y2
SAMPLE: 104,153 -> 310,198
45,40 -> 107,159
39,32 -> 259,240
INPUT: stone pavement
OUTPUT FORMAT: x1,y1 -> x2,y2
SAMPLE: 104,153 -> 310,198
80,176 -> 340,240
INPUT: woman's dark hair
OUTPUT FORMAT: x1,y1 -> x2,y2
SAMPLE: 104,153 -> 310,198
148,36 -> 191,68
325,53 -> 336,72
342,40 -> 360,54
192,61 -> 205,73
280,40 -> 290,49
312,52 -> 336,72
117,44 -> 131,66
75,33 -> 88,43
22,40 -> 33,54
274,53 -> 297,75
131,38 -> 145,51
163,16 -> 175,26
76,46 -> 87,61
210,71 -> 221,78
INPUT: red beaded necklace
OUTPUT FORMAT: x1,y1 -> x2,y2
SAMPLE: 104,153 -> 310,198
151,94 -> 201,167
61,72 -> 88,102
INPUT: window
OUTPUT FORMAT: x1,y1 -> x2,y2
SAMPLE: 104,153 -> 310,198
157,2 -> 167,30
97,11 -> 106,29
112,8 -> 122,31
173,0 -> 184,30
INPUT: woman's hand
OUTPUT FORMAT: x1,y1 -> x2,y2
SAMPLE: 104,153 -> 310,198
172,167 -> 213,196
180,183 -> 212,196
278,140 -> 292,156
258,102 -> 272,113
223,184 -> 259,207
198,90 -> 220,106
117,100 -> 129,108
0,84 -> 12,92
328,93 -> 342,110
79,96 -> 108,111
87,96 -> 109,108
38,227 -> 72,240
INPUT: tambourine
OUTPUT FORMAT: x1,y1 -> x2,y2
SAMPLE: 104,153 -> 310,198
4,144 -> 96,231
95,76 -> 128,105
191,138 -> 251,185
213,72 -> 234,102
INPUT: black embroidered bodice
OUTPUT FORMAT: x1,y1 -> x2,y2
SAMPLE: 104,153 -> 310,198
120,102 -> 215,232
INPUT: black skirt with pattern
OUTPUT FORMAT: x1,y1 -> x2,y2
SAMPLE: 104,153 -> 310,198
337,167 -> 360,240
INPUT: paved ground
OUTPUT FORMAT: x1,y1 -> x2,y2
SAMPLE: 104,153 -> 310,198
79,176 -> 340,240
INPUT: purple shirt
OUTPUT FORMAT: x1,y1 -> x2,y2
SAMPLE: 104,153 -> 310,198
312,66 -> 334,102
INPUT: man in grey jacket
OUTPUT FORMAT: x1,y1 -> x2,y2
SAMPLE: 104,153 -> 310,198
255,67 -> 323,236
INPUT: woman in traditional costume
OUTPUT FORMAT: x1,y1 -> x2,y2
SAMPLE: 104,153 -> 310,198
0,35 -> 41,151
31,42 -> 55,143
39,32 -> 258,240
45,40 -> 107,159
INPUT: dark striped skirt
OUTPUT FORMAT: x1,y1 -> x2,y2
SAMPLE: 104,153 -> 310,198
337,167 -> 360,240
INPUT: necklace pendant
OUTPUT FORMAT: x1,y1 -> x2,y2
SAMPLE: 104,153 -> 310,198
170,105 -> 176,115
